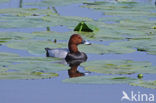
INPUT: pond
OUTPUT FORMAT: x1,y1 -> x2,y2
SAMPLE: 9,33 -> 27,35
0,0 -> 156,103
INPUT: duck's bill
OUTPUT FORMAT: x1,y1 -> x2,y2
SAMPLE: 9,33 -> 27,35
82,40 -> 91,45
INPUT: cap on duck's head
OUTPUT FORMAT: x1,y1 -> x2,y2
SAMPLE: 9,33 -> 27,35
68,34 -> 83,45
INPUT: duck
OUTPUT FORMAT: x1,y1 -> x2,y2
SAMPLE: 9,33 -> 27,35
45,34 -> 91,61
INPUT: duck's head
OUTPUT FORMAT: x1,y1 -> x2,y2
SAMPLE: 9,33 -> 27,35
68,34 -> 91,53
69,34 -> 84,45
69,34 -> 91,45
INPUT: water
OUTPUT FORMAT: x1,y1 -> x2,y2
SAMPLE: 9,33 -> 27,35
0,0 -> 156,103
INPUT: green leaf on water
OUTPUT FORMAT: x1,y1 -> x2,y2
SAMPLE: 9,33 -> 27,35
0,14 -> 92,29
63,75 -> 136,84
0,0 -> 9,3
81,0 -> 156,42
25,0 -> 89,7
6,40 -> 67,54
7,60 -> 68,72
82,60 -> 156,74
79,43 -> 135,54
130,80 -> 156,89
0,32 -> 33,41
31,31 -> 71,40
0,52 -> 68,80
0,8 -> 56,16
0,71 -> 58,80
110,39 -> 156,55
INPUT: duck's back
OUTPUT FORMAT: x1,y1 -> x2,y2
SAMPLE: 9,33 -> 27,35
45,48 -> 69,58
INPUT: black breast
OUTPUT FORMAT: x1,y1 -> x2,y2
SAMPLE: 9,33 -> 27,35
65,52 -> 87,62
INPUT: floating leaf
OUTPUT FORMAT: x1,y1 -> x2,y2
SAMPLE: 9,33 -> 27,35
130,80 -> 156,89
0,14 -> 92,29
0,0 -> 9,3
0,8 -> 56,16
7,60 -> 68,72
81,0 -> 156,42
110,39 -> 156,55
63,75 -> 136,84
6,40 -> 67,54
79,43 -> 135,54
31,31 -> 71,40
82,60 -> 156,74
0,71 -> 58,80
42,15 -> 92,29
0,52 -> 68,80
0,32 -> 33,41
25,0 -> 89,7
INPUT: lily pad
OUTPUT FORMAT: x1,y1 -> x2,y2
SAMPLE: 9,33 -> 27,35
110,39 -> 156,55
0,15 -> 46,28
0,52 -> 68,80
82,60 -> 156,74
0,71 -> 58,80
81,0 -> 156,42
0,14 -> 92,29
25,0 -> 89,7
63,75 -> 136,84
79,43 -> 135,54
7,60 -> 68,72
6,40 -> 67,54
42,15 -> 92,29
0,32 -> 33,41
130,80 -> 156,89
0,8 -> 56,16
0,0 -> 9,3
31,31 -> 71,40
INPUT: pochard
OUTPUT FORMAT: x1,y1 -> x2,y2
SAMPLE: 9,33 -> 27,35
45,34 -> 91,61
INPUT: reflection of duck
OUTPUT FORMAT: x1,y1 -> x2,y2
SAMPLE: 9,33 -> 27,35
45,34 -> 91,61
67,60 -> 86,78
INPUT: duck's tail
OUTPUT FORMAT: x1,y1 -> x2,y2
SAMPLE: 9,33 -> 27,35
45,48 -> 50,57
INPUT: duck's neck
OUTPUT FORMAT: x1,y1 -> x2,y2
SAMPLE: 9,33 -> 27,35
68,44 -> 79,53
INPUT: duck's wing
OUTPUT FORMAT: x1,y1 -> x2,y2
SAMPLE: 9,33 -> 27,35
45,48 -> 69,58
45,48 -> 69,52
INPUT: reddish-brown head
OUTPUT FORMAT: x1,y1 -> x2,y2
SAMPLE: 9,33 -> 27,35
68,34 -> 83,53
68,34 -> 83,45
